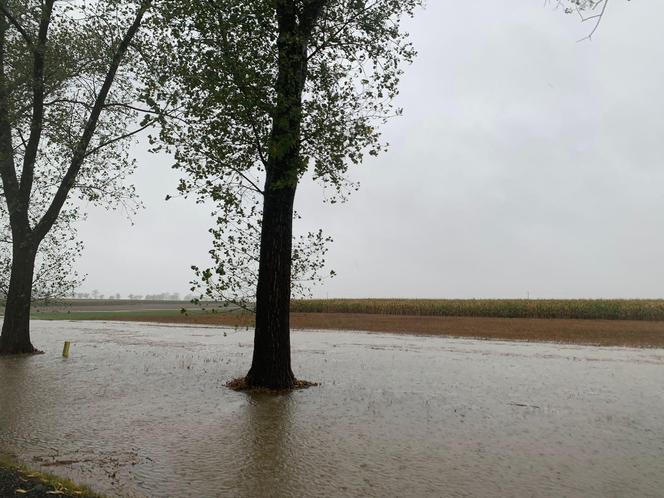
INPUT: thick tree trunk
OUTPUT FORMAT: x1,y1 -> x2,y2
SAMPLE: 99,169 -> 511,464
0,238 -> 38,355
244,1 -> 324,390
246,181 -> 297,389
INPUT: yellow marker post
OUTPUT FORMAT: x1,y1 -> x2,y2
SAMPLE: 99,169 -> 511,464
62,341 -> 71,358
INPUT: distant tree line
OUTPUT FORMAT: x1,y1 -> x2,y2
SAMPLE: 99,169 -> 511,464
71,291 -> 191,301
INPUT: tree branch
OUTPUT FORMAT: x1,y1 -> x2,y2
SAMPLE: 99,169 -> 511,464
84,118 -> 156,159
0,8 -> 23,229
306,1 -> 379,61
0,5 -> 34,48
19,0 -> 55,206
207,152 -> 264,195
576,0 -> 610,42
33,0 -> 152,242
227,165 -> 264,195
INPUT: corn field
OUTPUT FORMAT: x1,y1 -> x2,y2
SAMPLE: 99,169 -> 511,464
290,299 -> 664,321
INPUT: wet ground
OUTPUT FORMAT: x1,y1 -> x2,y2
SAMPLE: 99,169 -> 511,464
0,321 -> 663,498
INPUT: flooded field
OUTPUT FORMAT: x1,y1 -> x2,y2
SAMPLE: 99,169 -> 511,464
1,321 -> 663,497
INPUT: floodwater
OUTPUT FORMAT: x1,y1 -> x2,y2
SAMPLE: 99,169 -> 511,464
0,322 -> 663,497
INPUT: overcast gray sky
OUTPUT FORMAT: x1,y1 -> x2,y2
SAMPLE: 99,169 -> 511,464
76,0 -> 664,299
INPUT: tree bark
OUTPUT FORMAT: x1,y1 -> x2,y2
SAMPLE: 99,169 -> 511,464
0,237 -> 37,354
245,179 -> 297,389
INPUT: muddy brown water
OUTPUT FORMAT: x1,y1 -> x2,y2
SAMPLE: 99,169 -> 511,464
0,321 -> 663,498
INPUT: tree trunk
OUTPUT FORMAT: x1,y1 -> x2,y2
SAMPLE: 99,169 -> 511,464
245,180 -> 297,389
244,1 -> 323,390
0,238 -> 38,355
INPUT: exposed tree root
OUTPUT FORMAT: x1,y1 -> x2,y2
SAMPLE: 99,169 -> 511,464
225,377 -> 318,393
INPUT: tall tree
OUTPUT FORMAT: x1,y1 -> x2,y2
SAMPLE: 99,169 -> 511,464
151,0 -> 420,388
0,0 -> 153,355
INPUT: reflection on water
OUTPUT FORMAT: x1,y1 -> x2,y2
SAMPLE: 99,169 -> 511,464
1,321 -> 663,497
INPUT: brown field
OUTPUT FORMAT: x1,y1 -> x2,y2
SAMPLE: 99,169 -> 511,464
108,311 -> 664,348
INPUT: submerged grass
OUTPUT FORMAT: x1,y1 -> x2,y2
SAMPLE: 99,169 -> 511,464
0,454 -> 104,497
290,299 -> 664,321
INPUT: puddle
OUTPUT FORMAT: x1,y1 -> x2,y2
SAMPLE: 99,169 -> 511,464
1,321 -> 663,497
